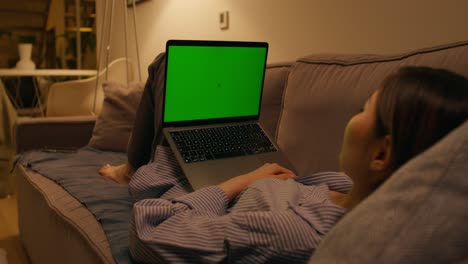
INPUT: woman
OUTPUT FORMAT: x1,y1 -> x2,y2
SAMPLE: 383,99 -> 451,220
102,65 -> 468,263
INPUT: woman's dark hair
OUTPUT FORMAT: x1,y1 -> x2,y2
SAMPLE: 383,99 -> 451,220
376,66 -> 468,171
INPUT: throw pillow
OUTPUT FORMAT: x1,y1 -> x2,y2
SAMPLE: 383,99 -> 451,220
309,120 -> 468,263
88,81 -> 144,152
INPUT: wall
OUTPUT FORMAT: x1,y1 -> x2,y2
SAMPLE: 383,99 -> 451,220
96,0 -> 468,82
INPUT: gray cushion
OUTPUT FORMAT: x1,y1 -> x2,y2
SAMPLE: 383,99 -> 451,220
88,81 -> 144,152
277,41 -> 468,176
260,62 -> 292,140
310,120 -> 468,264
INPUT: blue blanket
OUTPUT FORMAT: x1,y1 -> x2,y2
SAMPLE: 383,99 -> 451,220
20,147 -> 134,264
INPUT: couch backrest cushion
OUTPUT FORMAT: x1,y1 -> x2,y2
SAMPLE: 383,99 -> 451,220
277,41 -> 468,175
310,119 -> 468,263
260,62 -> 293,139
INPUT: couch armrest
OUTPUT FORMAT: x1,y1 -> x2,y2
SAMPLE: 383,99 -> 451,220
15,116 -> 96,153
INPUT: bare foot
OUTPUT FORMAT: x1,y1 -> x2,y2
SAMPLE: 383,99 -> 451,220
98,162 -> 135,185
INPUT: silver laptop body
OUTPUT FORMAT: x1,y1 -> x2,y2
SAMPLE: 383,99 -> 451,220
162,40 -> 295,190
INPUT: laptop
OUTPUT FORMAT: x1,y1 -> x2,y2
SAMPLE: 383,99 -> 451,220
162,40 -> 295,190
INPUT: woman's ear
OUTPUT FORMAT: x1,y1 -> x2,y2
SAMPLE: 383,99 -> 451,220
370,135 -> 393,174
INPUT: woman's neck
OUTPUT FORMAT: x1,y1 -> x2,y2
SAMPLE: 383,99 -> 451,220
332,183 -> 376,210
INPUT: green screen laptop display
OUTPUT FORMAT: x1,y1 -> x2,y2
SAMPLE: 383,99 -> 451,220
164,44 -> 268,124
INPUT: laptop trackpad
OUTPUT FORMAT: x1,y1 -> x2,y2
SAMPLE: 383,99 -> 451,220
185,156 -> 263,190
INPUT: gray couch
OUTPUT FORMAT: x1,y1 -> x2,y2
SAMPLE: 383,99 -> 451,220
15,41 -> 468,264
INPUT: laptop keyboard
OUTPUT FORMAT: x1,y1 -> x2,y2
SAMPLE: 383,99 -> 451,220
169,124 -> 277,163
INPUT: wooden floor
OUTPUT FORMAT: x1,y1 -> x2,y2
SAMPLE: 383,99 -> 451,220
0,194 -> 30,264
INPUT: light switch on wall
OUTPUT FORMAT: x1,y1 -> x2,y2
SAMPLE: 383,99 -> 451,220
219,10 -> 229,30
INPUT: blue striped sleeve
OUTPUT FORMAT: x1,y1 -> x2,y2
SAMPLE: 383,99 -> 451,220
128,147 -> 348,263
130,198 -> 344,263
129,181 -> 346,263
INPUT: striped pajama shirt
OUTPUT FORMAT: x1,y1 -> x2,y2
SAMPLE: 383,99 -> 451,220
128,146 -> 353,263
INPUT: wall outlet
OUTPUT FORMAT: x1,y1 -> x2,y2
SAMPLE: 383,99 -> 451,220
219,10 -> 229,30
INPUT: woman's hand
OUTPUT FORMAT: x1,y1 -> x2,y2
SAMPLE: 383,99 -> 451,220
219,163 -> 297,201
